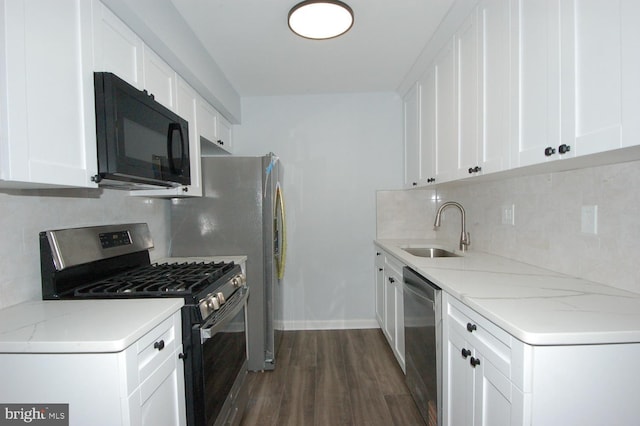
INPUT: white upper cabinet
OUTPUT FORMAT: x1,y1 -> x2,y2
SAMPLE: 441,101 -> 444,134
142,46 -> 178,112
0,0 -> 235,191
477,0 -> 510,174
510,0 -> 562,167
620,1 -> 640,149
175,78 -> 202,196
217,113 -> 234,154
197,97 -> 217,146
560,0 -> 639,157
456,11 -> 480,179
562,0 -> 620,157
453,2 -> 510,181
420,69 -> 437,185
434,39 -> 458,183
403,82 -> 421,188
404,0 -> 640,185
0,0 -> 98,189
92,0 -> 143,89
403,74 -> 436,188
514,0 -> 640,166
198,96 -> 234,155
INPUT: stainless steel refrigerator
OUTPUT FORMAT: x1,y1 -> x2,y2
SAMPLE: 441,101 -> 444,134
169,153 -> 286,371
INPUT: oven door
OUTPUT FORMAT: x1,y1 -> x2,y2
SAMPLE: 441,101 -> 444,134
192,288 -> 249,426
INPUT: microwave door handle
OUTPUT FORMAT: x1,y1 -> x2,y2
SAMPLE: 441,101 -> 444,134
167,122 -> 185,175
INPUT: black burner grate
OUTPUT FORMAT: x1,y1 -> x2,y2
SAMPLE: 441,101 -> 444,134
73,261 -> 236,297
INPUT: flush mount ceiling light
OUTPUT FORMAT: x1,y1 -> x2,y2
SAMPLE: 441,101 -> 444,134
288,0 -> 354,40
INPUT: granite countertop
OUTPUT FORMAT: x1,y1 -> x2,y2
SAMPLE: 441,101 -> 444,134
375,238 -> 640,346
0,299 -> 184,354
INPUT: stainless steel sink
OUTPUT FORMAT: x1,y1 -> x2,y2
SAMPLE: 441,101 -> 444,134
401,247 -> 460,258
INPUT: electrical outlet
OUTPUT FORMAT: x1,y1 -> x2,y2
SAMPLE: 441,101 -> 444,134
581,205 -> 598,234
501,204 -> 515,226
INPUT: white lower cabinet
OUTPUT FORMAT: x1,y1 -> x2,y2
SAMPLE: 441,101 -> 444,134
443,293 -> 521,426
0,311 -> 186,426
443,292 -> 640,426
374,248 -> 405,372
375,251 -> 385,326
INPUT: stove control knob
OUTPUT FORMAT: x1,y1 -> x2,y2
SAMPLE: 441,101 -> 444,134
211,296 -> 220,311
231,273 -> 247,288
216,292 -> 225,305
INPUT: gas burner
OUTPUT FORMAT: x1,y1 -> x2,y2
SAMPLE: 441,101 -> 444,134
71,261 -> 239,298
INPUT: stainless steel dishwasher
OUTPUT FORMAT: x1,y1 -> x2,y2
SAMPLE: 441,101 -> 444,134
403,266 -> 442,426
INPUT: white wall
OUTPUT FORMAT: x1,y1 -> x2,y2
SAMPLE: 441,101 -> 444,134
234,92 -> 403,329
0,189 -> 170,309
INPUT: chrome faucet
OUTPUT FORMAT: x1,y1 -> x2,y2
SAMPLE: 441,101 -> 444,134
434,201 -> 470,252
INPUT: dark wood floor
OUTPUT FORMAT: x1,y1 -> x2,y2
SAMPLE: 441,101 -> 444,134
240,329 -> 425,426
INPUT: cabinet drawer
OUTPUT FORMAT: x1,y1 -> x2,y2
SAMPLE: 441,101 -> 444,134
137,314 -> 178,382
446,297 -> 512,378
139,346 -> 178,405
384,255 -> 404,278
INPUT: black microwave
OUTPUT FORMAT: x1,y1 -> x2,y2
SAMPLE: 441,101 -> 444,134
93,72 -> 190,189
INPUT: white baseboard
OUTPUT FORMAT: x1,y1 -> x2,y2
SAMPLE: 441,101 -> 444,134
276,318 -> 379,331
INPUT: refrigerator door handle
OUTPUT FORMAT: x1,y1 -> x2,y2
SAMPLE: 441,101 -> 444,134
274,183 -> 287,280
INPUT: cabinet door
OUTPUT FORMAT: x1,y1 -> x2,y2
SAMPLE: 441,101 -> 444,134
217,113 -> 234,154
383,271 -> 397,346
444,329 -> 474,426
197,97 -> 217,145
621,1 -> 640,149
394,280 -> 405,370
142,46 -> 177,111
375,255 -> 385,328
561,0 -> 622,157
434,39 -> 458,183
0,0 -> 97,188
511,0 -> 562,167
92,0 -> 143,89
404,82 -> 421,188
420,68 -> 437,185
473,354 -> 517,426
478,0 -> 510,174
175,78 -> 201,196
456,11 -> 480,179
139,349 -> 187,426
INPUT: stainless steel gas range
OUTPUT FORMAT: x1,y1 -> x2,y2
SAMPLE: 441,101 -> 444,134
39,223 -> 249,426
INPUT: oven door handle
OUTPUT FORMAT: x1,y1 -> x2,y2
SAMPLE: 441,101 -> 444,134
200,288 -> 249,343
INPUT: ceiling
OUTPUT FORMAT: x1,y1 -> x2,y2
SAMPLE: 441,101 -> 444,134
169,0 -> 456,97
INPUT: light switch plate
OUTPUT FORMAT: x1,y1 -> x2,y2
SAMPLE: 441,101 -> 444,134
581,205 -> 598,234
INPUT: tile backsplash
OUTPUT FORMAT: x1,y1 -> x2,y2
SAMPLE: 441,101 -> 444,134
0,188 -> 170,309
377,160 -> 640,295
376,189 -> 437,239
